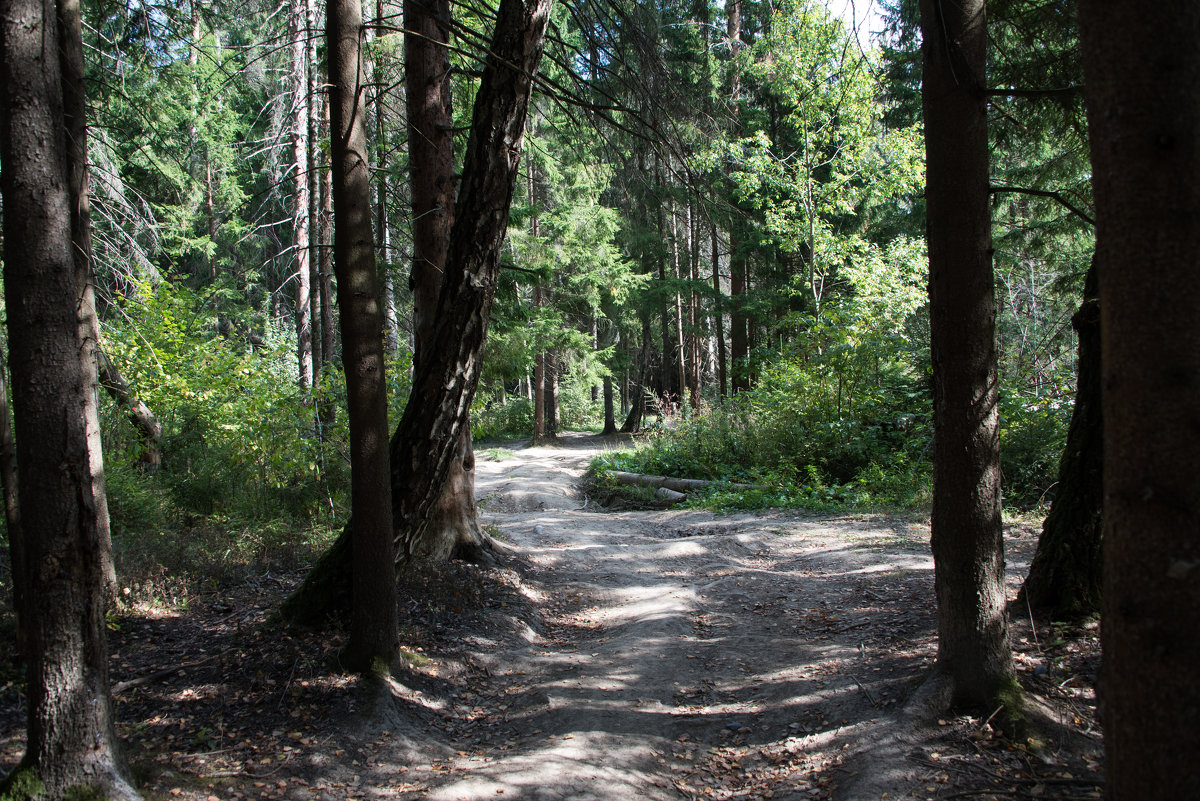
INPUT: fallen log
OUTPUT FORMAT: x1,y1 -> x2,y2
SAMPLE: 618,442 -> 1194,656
608,471 -> 767,494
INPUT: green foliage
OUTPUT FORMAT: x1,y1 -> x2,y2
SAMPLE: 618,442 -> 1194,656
101,281 -> 348,532
1000,390 -> 1072,509
472,398 -> 535,441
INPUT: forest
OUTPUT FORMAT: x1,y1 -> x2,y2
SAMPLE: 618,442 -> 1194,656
0,0 -> 1196,798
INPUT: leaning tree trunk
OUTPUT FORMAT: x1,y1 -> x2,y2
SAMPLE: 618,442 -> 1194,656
98,349 -> 164,472
917,0 -> 1018,722
404,0 -> 488,559
0,0 -> 138,793
281,0 -> 554,624
1018,257 -> 1101,620
1078,2 -> 1200,797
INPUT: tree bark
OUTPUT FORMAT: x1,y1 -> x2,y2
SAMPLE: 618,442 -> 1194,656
532,284 -> 547,443
917,0 -> 1017,719
282,0 -> 553,622
620,316 -> 652,433
0,0 -> 138,793
60,0 -> 117,603
712,223 -> 727,396
0,339 -> 25,656
1018,257 -> 1101,620
327,0 -> 399,672
601,374 -> 617,435
1077,3 -> 1200,797
405,0 -> 487,557
545,348 -> 560,439
289,0 -> 315,389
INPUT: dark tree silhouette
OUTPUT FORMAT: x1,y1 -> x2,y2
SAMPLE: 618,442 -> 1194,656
327,0 -> 399,672
916,0 -> 1018,719
1078,1 -> 1200,796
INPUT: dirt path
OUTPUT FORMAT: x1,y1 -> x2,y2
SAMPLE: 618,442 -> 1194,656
0,433 -> 1102,800
317,432 -> 1097,801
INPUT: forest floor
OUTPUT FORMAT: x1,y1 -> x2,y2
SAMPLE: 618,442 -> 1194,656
0,432 -> 1103,800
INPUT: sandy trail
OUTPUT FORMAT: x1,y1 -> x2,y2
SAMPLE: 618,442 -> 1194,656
366,432 -> 983,801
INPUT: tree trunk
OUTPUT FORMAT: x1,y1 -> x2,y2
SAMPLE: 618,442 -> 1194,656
1018,257 -> 1101,620
319,93 -> 336,367
306,0 -> 322,380
546,349 -> 560,438
282,0 -> 553,623
61,0 -> 116,603
726,0 -> 749,394
289,0 -> 314,389
601,375 -> 617,435
533,284 -> 547,443
405,0 -> 486,557
98,350 -> 164,472
1077,3 -> 1200,797
0,339 -> 26,656
327,0 -> 399,672
374,0 -> 401,356
0,0 -> 138,792
917,0 -> 1017,720
712,223 -> 727,396
620,315 -> 652,433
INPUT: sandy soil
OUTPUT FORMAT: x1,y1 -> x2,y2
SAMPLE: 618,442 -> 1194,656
0,432 -> 1102,800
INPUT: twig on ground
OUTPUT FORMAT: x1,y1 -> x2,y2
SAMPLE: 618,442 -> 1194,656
112,651 -> 223,695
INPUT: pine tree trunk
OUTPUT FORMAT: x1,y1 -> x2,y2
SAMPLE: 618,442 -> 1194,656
620,315 -> 652,433
61,0 -> 116,603
327,0 -> 399,670
1078,2 -> 1200,796
601,375 -> 617,435
0,0 -> 138,791
917,0 -> 1017,720
319,94 -> 336,370
546,348 -> 560,439
0,337 -> 25,657
1018,257 -> 1101,620
712,224 -> 727,396
533,284 -> 547,443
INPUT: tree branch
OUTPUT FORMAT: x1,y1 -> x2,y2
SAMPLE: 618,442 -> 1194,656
989,185 -> 1095,226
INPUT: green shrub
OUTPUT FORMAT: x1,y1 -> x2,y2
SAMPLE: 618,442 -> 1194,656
999,391 -> 1071,509
472,397 -> 534,441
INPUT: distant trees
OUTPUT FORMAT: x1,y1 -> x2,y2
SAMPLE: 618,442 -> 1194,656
0,0 -> 137,794
1078,1 -> 1200,795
